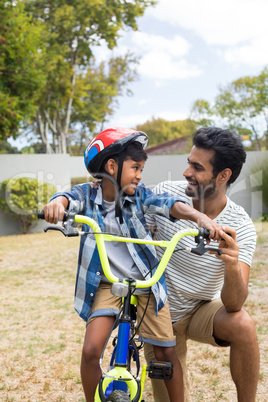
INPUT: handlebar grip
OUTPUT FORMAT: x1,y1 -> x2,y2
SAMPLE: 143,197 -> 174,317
38,210 -> 45,219
37,210 -> 69,221
203,228 -> 210,239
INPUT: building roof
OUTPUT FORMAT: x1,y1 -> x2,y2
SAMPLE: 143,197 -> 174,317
146,136 -> 188,155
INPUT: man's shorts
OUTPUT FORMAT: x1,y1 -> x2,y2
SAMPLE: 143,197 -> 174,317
144,299 -> 229,402
173,298 -> 230,347
89,282 -> 176,347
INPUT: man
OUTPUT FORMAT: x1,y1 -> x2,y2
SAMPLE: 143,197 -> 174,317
144,127 -> 259,401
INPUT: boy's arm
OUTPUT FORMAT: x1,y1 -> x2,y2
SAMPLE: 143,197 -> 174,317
170,201 -> 222,240
43,196 -> 69,224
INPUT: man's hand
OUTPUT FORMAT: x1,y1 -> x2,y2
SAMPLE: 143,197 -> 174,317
210,226 -> 239,267
209,226 -> 249,311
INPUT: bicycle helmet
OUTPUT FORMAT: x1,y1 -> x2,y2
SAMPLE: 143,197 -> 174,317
84,127 -> 148,223
84,127 -> 148,177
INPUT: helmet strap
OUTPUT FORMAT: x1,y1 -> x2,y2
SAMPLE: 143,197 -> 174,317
115,151 -> 126,224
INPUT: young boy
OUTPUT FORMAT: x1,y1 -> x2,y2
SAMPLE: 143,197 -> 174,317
43,127 -> 221,402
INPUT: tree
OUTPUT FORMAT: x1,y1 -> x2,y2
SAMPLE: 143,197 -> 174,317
0,1 -> 46,142
0,177 -> 55,233
136,117 -> 197,147
69,54 -> 138,155
191,67 -> 268,150
190,99 -> 215,127
23,0 -> 156,153
0,140 -> 21,154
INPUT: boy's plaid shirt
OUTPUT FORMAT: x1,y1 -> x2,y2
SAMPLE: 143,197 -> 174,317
50,183 -> 181,323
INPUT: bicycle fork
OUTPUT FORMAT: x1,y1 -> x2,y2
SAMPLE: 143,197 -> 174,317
95,292 -> 142,402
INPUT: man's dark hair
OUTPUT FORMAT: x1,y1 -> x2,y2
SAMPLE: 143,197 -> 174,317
193,127 -> 246,186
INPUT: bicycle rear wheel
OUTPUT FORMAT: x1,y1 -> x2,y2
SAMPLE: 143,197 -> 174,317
107,389 -> 130,401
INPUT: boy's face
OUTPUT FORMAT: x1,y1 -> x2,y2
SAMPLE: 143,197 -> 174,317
120,158 -> 145,195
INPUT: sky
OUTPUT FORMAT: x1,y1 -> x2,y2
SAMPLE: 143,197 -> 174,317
97,0 -> 268,129
9,0 -> 268,149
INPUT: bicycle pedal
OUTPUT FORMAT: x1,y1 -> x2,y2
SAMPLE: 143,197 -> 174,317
147,360 -> 173,380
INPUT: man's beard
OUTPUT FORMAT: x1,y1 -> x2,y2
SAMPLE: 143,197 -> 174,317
185,179 -> 217,200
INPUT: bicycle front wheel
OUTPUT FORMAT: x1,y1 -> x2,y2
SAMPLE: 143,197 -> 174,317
107,389 -> 130,401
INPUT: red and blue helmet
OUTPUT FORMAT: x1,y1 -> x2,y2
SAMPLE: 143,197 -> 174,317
84,127 -> 148,177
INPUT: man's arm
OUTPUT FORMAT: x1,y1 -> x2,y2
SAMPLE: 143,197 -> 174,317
212,226 -> 249,312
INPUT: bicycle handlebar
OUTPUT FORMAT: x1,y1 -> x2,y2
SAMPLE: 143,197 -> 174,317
38,211 -> 218,289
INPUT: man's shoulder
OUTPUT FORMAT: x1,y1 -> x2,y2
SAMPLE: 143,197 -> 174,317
153,181 -> 190,203
226,198 -> 251,220
154,180 -> 187,194
222,197 -> 255,230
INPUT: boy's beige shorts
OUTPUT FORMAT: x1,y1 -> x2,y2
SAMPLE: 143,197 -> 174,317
89,282 -> 176,346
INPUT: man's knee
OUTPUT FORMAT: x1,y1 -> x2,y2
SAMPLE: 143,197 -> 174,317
215,308 -> 257,343
231,310 -> 257,341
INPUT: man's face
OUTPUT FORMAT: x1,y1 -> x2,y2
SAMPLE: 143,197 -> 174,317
183,146 -> 217,199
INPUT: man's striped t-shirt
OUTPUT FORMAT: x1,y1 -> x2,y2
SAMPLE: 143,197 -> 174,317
145,180 -> 257,322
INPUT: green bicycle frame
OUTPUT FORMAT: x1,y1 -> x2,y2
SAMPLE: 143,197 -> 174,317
74,214 -> 198,288
74,214 -> 199,401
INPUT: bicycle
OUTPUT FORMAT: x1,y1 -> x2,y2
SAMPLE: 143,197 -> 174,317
38,210 -> 221,402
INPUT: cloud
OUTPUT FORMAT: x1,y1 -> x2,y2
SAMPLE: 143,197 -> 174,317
131,32 -> 190,57
138,52 -> 201,80
147,0 -> 268,46
92,0 -> 267,82
107,110 -> 189,128
221,36 -> 268,67
91,32 -> 201,81
138,98 -> 152,106
129,31 -> 202,80
144,0 -> 268,68
107,113 -> 154,128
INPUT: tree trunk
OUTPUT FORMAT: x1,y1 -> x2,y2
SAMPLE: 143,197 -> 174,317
36,111 -> 53,154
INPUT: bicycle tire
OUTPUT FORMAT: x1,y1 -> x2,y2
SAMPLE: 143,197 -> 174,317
107,389 -> 130,401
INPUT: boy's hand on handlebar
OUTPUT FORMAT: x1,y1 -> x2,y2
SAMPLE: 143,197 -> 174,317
43,197 -> 68,224
197,213 -> 222,241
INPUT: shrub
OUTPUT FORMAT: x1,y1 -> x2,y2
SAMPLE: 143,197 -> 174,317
71,176 -> 94,188
0,177 -> 56,234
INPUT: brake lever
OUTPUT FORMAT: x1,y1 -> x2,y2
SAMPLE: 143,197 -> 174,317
190,228 -> 222,256
44,212 -> 79,237
44,226 -> 79,237
190,242 -> 222,256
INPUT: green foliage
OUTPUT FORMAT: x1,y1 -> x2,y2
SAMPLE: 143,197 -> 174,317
215,67 -> 268,149
0,140 -> 21,154
0,1 -> 47,141
70,176 -> 95,188
136,117 -> 197,147
20,0 -> 156,153
190,99 -> 215,127
69,53 -> 138,154
191,66 -> 268,150
0,177 -> 55,233
261,213 -> 268,222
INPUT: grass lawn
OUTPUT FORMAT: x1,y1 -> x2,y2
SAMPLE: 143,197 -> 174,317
0,222 -> 267,401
